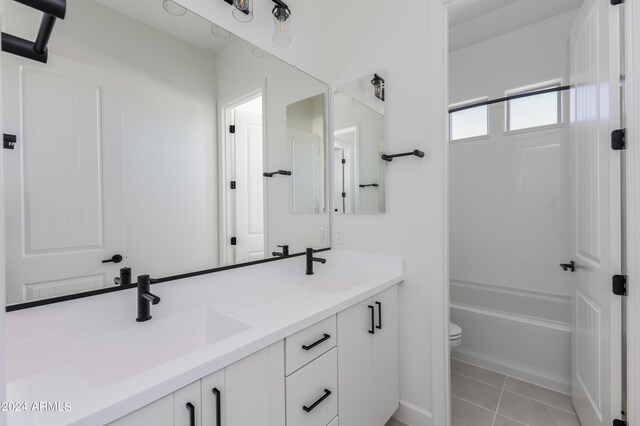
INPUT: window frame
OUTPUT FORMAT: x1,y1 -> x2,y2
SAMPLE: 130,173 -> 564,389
448,96 -> 490,142
504,80 -> 564,134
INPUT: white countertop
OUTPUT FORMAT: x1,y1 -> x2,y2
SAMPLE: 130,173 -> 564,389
5,250 -> 403,426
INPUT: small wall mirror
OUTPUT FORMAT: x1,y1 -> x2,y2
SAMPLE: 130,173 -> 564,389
333,74 -> 386,214
2,0 -> 329,306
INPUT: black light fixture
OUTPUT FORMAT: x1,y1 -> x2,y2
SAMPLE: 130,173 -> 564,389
232,0 -> 253,22
371,74 -> 385,102
272,0 -> 291,45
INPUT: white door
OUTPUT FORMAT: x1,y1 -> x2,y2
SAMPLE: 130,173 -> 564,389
2,54 -> 125,304
290,127 -> 324,214
233,108 -> 264,263
372,285 -> 399,424
337,297 -> 375,426
570,1 -> 622,424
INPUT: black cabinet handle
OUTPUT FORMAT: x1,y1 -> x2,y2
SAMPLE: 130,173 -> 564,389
302,333 -> 331,351
302,389 -> 332,413
375,301 -> 382,330
212,388 -> 221,426
102,254 -> 123,264
186,402 -> 195,426
368,305 -> 375,334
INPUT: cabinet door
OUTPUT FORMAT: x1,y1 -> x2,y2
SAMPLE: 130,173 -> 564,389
201,369 -> 225,426
108,394 -> 174,426
372,285 -> 400,424
224,341 -> 285,426
337,297 -> 375,426
175,381 -> 202,426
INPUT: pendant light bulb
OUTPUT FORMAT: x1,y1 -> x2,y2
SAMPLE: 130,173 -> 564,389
272,3 -> 291,45
233,0 -> 253,22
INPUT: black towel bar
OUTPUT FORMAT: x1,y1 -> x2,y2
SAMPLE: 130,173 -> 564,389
263,170 -> 292,177
381,150 -> 425,162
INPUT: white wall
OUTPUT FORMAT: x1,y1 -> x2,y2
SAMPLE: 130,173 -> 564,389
0,0 -> 6,419
215,40 -> 329,254
449,11 -> 578,393
2,0 -> 220,279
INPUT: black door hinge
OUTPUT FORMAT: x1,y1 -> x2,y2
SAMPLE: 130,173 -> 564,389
341,158 -> 346,164
613,275 -> 627,296
612,129 -> 626,150
611,0 -> 625,5
613,419 -> 626,426
230,237 -> 237,246
230,181 -> 236,190
342,192 -> 346,198
229,125 -> 236,134
3,133 -> 16,150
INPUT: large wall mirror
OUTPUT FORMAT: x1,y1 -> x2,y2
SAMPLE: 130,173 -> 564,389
333,74 -> 386,215
2,0 -> 329,306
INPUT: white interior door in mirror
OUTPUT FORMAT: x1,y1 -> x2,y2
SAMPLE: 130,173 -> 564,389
233,102 -> 265,263
290,127 -> 324,214
2,54 -> 125,304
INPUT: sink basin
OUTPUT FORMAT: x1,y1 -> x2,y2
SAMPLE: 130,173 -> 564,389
73,308 -> 250,389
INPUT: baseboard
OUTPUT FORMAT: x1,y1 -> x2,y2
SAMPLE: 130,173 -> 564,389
451,351 -> 572,395
392,400 -> 433,426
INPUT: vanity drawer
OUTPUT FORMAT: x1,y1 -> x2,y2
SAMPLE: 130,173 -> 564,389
286,315 -> 336,375
286,348 -> 337,426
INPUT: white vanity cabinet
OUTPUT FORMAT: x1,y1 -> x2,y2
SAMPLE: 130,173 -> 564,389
337,285 -> 399,426
108,284 -> 399,426
109,342 -> 284,426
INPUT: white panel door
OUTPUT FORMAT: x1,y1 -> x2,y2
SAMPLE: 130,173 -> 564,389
234,109 -> 264,262
372,285 -> 400,425
290,127 -> 324,214
2,54 -> 125,304
337,297 -> 375,426
174,381 -> 202,426
570,1 -> 622,425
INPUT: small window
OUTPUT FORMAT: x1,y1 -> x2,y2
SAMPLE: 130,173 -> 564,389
506,82 -> 562,132
449,98 -> 488,141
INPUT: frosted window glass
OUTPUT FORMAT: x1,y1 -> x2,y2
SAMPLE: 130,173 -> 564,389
449,105 -> 488,140
508,91 -> 560,131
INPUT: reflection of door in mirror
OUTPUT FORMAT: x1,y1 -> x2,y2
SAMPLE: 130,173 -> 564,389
287,95 -> 325,214
226,95 -> 265,264
3,54 -> 126,304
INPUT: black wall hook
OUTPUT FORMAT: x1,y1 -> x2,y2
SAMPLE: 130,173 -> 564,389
263,170 -> 292,177
359,183 -> 379,188
381,150 -> 425,162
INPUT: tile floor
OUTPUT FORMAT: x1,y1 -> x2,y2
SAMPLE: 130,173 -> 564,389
451,359 -> 581,426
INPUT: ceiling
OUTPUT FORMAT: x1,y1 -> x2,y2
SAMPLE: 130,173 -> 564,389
93,0 -> 237,54
449,0 -> 584,51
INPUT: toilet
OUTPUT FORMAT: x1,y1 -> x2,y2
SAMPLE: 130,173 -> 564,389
449,322 -> 462,347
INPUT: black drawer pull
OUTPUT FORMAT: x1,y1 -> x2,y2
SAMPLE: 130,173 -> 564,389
186,402 -> 195,426
368,305 -> 375,334
375,301 -> 382,330
212,388 -> 221,426
302,333 -> 331,351
303,389 -> 332,413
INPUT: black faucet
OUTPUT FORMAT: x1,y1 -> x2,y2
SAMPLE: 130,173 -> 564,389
306,248 -> 326,275
114,267 -> 132,286
136,275 -> 161,322
272,244 -> 289,257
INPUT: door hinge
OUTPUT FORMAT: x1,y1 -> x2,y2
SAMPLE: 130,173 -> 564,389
230,181 -> 236,190
612,275 -> 627,296
612,129 -> 626,150
613,419 -> 626,426
229,125 -> 236,134
341,158 -> 346,164
3,133 -> 16,150
342,192 -> 346,198
611,0 -> 625,5
230,237 -> 237,246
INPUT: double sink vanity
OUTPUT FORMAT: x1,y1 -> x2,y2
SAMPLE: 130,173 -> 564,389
6,251 -> 402,425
